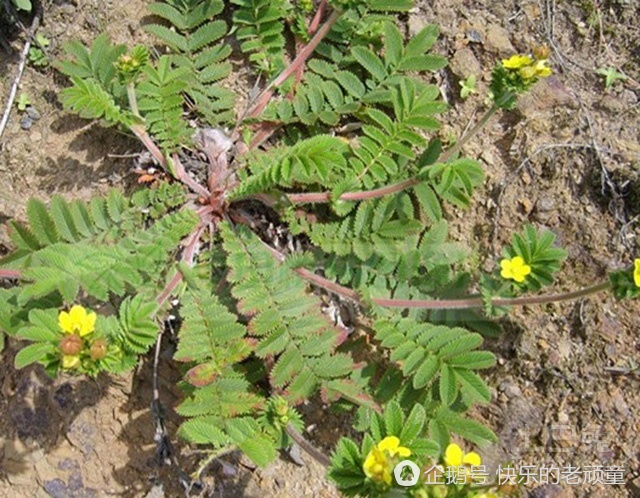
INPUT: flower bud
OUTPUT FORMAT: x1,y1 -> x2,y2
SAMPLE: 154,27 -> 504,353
62,355 -> 80,369
498,482 -> 519,495
533,45 -> 550,60
90,339 -> 108,361
60,334 -> 83,355
518,66 -> 537,80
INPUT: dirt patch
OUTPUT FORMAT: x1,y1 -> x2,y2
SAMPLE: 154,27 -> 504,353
1,0 -> 639,497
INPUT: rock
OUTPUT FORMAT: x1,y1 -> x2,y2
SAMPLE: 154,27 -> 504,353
629,475 -> 640,497
535,196 -> 555,213
484,24 -> 514,55
597,94 -> 625,113
499,379 -> 522,399
67,419 -> 97,455
58,4 -> 76,16
596,312 -> 622,342
26,106 -> 41,121
288,443 -> 305,466
620,89 -> 638,105
144,485 -> 165,498
449,48 -> 482,78
43,479 -> 68,498
407,16 -> 427,37
20,115 -> 33,130
610,389 -> 630,417
517,76 -> 578,116
465,29 -> 484,44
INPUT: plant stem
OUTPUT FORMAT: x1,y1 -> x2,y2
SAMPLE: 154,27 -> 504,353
192,446 -> 239,481
155,222 -> 206,309
373,281 -> 612,309
438,103 -> 499,163
234,212 -> 614,311
284,99 -> 504,205
126,82 -> 140,117
0,269 -> 21,279
285,424 -> 331,467
246,9 -> 342,118
130,123 -> 167,170
286,177 -> 420,204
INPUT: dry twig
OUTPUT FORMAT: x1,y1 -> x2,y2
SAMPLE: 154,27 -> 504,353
0,9 -> 40,140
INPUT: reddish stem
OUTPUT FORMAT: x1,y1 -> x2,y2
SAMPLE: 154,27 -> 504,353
250,233 -> 614,310
283,103 -> 504,205
247,10 -> 341,118
0,269 -> 21,279
249,122 -> 282,150
308,0 -> 327,35
155,223 -> 207,308
171,153 -> 211,198
286,178 -> 420,204
130,124 -> 167,170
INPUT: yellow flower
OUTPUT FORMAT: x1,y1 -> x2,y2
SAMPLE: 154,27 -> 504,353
502,54 -> 533,69
476,494 -> 499,498
500,256 -> 532,283
533,59 -> 552,77
61,354 -> 80,369
503,54 -> 552,80
58,305 -> 97,337
634,259 -> 640,287
377,436 -> 411,458
363,436 -> 411,486
444,443 -> 481,468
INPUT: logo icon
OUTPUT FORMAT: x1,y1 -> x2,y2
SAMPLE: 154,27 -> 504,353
394,460 -> 420,487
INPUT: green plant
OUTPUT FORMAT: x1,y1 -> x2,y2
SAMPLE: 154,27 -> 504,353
11,0 -> 31,11
596,66 -> 627,89
0,2 -> 637,497
459,75 -> 477,99
16,92 -> 31,111
28,33 -> 50,67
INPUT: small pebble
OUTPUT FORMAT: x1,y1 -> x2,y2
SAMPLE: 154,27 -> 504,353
20,115 -> 33,130
26,106 -> 40,120
288,443 -> 305,466
466,29 -> 484,43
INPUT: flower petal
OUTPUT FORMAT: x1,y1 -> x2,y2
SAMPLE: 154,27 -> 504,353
69,305 -> 87,325
377,436 -> 400,453
80,311 -> 97,336
462,451 -> 482,466
511,256 -> 525,267
397,446 -> 412,457
444,443 -> 463,467
502,55 -> 533,69
382,468 -> 392,485
634,259 -> 640,288
363,451 -> 376,477
58,310 -> 73,333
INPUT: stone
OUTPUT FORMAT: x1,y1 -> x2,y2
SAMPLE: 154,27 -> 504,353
449,48 -> 482,78
517,77 -> 578,116
26,106 -> 41,120
484,24 -> 514,54
597,94 -> 625,113
407,16 -> 427,38
20,115 -> 33,130
465,28 -> 484,43
144,485 -> 165,498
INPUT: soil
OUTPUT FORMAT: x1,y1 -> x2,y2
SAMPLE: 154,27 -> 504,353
1,0 -> 639,497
